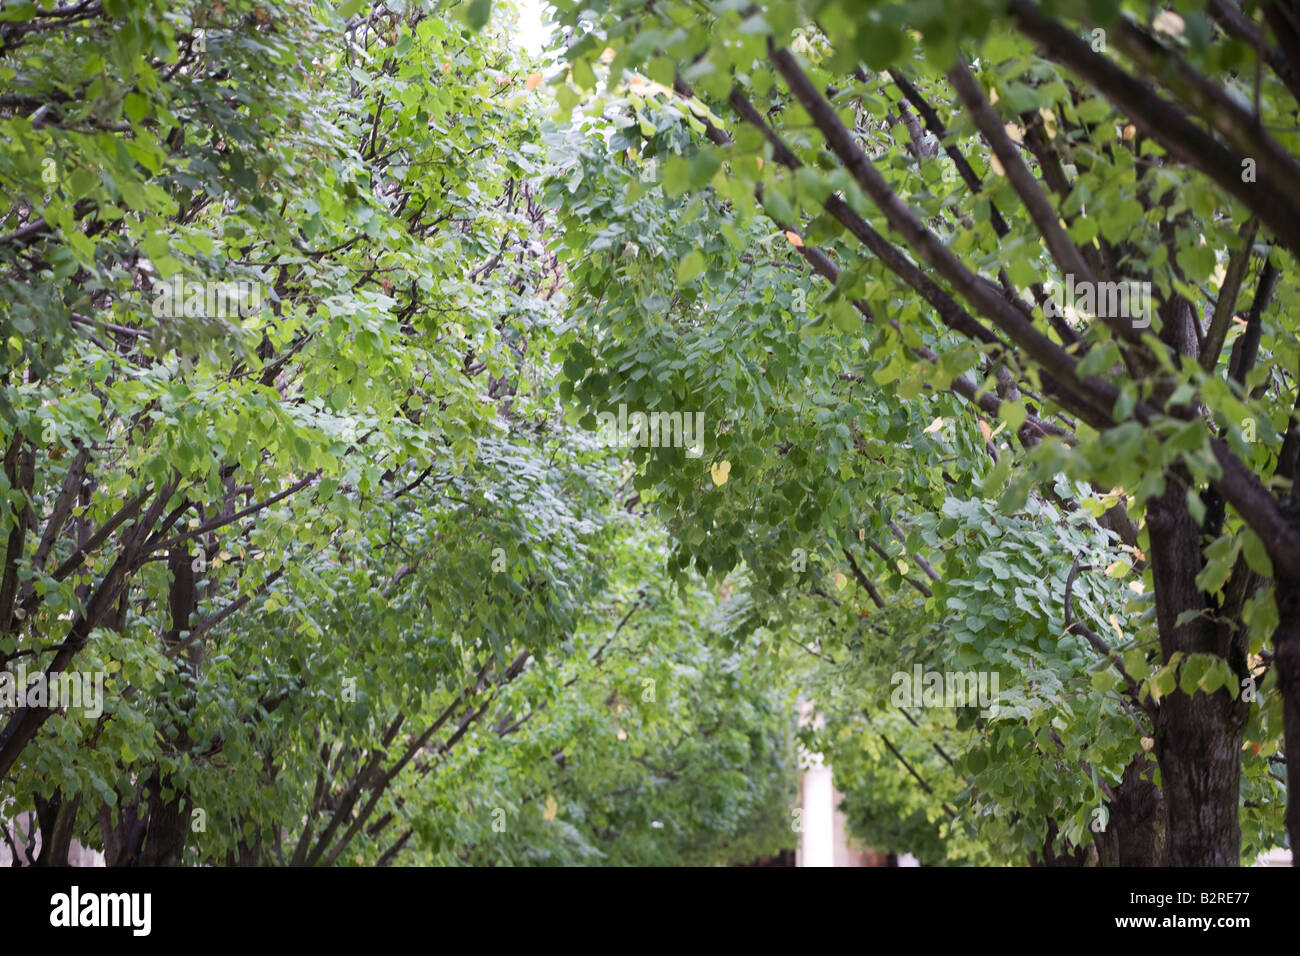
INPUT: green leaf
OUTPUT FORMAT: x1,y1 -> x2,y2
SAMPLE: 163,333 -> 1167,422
1180,654 -> 1210,696
676,250 -> 705,283
1122,649 -> 1152,681
1000,401 -> 1026,435
980,456 -> 1011,499
1175,243 -> 1216,282
662,156 -> 690,198
1090,669 -> 1118,692
761,188 -> 794,226
1197,658 -> 1228,696
573,57 -> 596,91
1241,529 -> 1273,577
859,28 -> 903,70
467,0 -> 492,30
688,149 -> 722,189
1152,664 -> 1177,700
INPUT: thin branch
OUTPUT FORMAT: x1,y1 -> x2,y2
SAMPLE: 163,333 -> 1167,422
1202,218 -> 1259,372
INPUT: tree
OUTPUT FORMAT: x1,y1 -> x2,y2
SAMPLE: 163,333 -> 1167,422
1,0 -> 797,867
546,0 -> 1298,865
8,0 -> 1296,870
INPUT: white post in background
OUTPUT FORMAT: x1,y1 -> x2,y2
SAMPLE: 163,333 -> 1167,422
800,751 -> 835,867
796,698 -> 835,867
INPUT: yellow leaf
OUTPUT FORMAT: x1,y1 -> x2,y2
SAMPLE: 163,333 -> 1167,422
923,417 -> 944,434
979,420 -> 992,443
600,47 -> 616,63
1004,122 -> 1023,144
543,795 -> 558,821
710,460 -> 731,486
1141,736 -> 1154,752
1038,107 -> 1057,139
989,154 -> 1004,177
525,72 -> 543,91
1122,124 -> 1136,140
834,571 -> 847,590
785,230 -> 804,248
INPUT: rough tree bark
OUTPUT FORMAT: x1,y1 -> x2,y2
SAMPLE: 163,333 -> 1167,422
1096,757 -> 1165,866
1147,478 -> 1248,864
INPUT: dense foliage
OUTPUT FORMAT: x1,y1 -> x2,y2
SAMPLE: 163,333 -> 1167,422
542,0 -> 1300,865
0,0 -> 795,866
3,0 -> 1299,867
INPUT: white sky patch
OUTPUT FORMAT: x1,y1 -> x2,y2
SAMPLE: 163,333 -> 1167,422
513,0 -> 554,59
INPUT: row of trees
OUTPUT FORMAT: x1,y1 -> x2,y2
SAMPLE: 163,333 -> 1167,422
544,0 -> 1298,865
0,0 -> 795,865
4,0 -> 1297,866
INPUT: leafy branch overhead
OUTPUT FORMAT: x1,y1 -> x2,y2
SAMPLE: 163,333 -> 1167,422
546,0 -> 1300,865
3,0 -> 1300,869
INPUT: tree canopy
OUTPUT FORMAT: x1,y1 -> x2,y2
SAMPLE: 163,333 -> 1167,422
3,0 -> 1299,868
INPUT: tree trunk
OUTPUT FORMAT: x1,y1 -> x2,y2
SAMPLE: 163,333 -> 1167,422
1272,504 -> 1300,858
134,771 -> 189,866
1095,757 -> 1164,866
1147,480 -> 1245,865
1031,817 -> 1091,866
